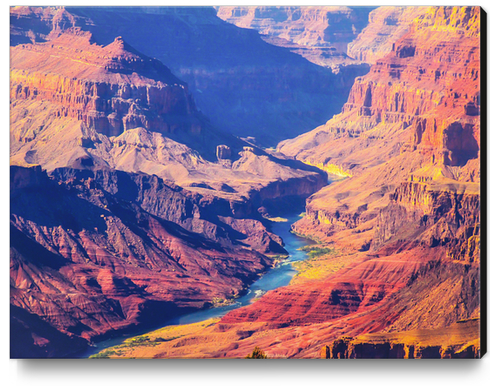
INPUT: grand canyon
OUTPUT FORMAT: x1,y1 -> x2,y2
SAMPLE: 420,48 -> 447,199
10,6 -> 482,359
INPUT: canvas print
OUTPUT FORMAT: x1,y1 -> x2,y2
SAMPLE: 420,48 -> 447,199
10,5 -> 482,359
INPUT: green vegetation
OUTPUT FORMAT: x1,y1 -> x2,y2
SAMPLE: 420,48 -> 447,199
211,297 -> 236,307
290,229 -> 322,243
90,335 -> 170,358
90,349 -> 124,359
299,245 -> 335,258
291,244 -> 352,284
245,346 -> 267,359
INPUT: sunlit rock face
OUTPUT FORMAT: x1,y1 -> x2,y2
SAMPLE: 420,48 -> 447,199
9,6 -> 481,359
204,6 -> 481,358
11,6 -> 370,146
10,33 -> 200,138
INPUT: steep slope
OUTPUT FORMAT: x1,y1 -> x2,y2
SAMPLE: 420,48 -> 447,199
347,7 -> 428,64
9,20 -> 328,357
10,165 -> 275,356
108,6 -> 482,359
278,6 -> 480,246
10,31 -> 327,208
10,6 -> 366,146
216,6 -> 374,69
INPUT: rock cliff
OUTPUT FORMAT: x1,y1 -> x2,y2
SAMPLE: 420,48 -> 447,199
347,7 -> 428,64
278,6 -> 480,247
279,6 -> 480,177
10,6 -> 481,359
323,318 -> 480,358
11,33 -> 199,138
142,6 -> 481,358
10,6 -> 364,146
216,6 -> 373,69
10,29 -> 328,209
10,165 -> 275,355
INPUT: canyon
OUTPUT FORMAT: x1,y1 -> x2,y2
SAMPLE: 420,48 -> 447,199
216,6 -> 374,69
11,6 -> 370,146
10,6 -> 481,359
9,9 -> 328,357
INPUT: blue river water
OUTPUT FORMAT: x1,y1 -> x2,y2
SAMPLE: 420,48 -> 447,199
166,212 -> 315,325
84,212 -> 314,357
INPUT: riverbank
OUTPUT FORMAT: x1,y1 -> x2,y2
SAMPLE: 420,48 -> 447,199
87,212 -> 315,358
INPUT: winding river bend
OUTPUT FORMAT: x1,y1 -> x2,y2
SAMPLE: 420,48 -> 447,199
84,212 -> 314,357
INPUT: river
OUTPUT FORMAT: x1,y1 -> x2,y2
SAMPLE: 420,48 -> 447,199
84,211 -> 314,357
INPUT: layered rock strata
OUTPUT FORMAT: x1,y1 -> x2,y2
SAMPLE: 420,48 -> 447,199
322,318 -> 480,359
279,6 -> 480,249
10,32 -> 199,138
139,6 -> 481,358
10,165 -> 275,356
347,7 -> 428,64
10,30 -> 328,206
10,6 -> 365,145
216,6 -> 374,69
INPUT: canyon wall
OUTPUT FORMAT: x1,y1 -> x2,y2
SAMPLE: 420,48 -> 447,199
216,6 -> 374,69
278,6 -> 480,248
203,6 -> 481,358
347,7 -> 428,64
10,165 -> 277,356
10,6 -> 481,359
11,6 -> 367,146
11,34 -> 201,138
323,319 -> 480,359
9,8 -> 330,357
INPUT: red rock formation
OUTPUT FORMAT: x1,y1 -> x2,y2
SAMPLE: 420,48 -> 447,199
213,6 -> 481,357
10,29 -> 327,208
347,7 -> 428,64
220,245 -> 441,326
278,6 -> 480,244
11,32 -> 199,137
10,6 -> 363,146
279,6 -> 480,177
11,6 -> 481,359
323,318 -> 480,358
10,165 -> 274,352
9,27 -> 327,356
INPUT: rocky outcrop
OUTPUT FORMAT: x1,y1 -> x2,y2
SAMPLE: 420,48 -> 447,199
323,318 -> 480,358
10,165 -> 275,355
374,181 -> 480,263
10,28 -> 328,212
213,6 -> 482,357
10,6 -> 365,146
217,6 -> 374,69
278,6 -> 480,176
216,144 -> 231,160
278,7 -> 480,254
220,245 -> 438,326
10,33 -> 200,138
347,7 -> 428,64
49,167 -> 287,255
